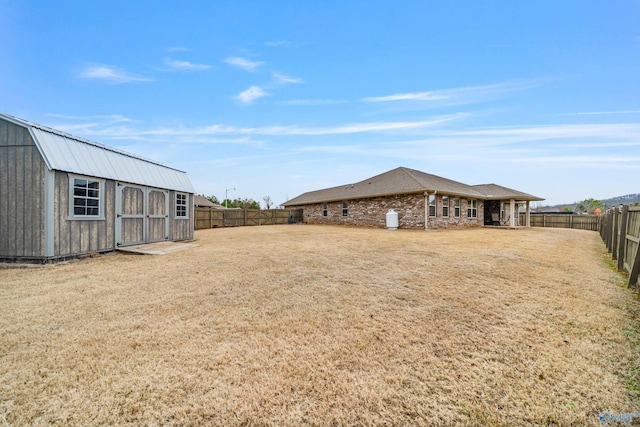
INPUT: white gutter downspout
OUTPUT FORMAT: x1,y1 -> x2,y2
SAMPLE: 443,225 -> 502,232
424,192 -> 429,230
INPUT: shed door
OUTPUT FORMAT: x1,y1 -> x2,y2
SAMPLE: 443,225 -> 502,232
147,189 -> 170,243
115,183 -> 170,247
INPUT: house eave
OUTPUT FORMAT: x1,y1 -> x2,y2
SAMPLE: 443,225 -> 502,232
283,189 -> 493,207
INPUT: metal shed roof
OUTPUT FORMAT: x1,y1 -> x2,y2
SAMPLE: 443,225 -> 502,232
1,113 -> 195,193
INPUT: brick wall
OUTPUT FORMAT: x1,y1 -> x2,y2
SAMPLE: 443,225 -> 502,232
299,193 -> 484,229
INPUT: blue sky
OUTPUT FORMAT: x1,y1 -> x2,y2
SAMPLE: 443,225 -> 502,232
2,1 -> 639,207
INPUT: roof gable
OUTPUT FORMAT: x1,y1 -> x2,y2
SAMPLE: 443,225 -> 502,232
1,113 -> 195,193
471,183 -> 542,201
283,167 -> 543,206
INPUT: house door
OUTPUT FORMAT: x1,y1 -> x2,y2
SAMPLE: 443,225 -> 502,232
115,183 -> 170,247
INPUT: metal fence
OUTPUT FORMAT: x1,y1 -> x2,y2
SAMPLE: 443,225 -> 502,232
195,208 -> 303,230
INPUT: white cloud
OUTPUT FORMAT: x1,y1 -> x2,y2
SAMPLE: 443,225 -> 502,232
54,114 -> 464,141
165,58 -> 212,71
556,110 -> 640,116
79,64 -> 153,83
363,81 -> 540,105
272,72 -> 302,84
197,114 -> 463,135
167,46 -> 190,52
46,113 -> 133,123
224,56 -> 264,72
364,92 -> 447,102
278,99 -> 347,106
446,123 -> 640,143
235,86 -> 269,104
265,40 -> 290,47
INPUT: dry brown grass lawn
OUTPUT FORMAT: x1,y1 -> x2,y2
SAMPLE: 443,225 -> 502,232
1,225 -> 639,426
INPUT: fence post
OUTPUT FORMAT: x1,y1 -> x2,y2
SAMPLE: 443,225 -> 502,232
629,240 -> 640,289
617,205 -> 629,271
613,207 -> 620,259
608,209 -> 614,251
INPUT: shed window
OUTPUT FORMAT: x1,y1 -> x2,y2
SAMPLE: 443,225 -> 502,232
69,175 -> 104,220
176,193 -> 188,218
342,201 -> 348,217
322,203 -> 328,217
467,199 -> 477,219
428,194 -> 436,217
454,198 -> 460,217
442,196 -> 449,217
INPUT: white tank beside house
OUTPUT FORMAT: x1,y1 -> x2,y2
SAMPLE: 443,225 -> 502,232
386,209 -> 399,230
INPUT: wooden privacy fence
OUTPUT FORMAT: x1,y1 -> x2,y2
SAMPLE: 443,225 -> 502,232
518,213 -> 601,231
600,203 -> 640,288
195,208 -> 303,230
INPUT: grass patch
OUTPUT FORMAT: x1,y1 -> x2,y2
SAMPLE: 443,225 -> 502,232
1,226 -> 639,426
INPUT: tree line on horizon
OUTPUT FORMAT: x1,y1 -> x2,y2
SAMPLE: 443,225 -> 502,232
200,194 -> 275,210
538,193 -> 640,214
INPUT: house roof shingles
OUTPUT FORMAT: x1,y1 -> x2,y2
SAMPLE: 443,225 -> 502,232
194,195 -> 226,209
282,167 -> 543,206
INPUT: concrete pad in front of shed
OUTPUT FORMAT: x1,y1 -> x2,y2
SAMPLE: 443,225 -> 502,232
117,241 -> 199,255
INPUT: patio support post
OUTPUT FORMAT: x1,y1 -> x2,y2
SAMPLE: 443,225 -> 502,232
510,199 -> 516,228
526,201 -> 531,227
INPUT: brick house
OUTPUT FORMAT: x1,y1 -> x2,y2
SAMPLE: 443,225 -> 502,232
282,167 -> 544,229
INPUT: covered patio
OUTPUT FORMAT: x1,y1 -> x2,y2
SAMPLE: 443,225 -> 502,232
484,199 -> 535,228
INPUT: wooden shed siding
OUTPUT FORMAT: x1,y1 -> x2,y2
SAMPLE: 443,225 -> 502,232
0,120 -> 46,257
53,171 -> 116,257
169,192 -> 194,241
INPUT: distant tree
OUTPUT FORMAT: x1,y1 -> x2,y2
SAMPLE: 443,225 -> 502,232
575,198 -> 604,214
221,198 -> 260,209
245,199 -> 260,210
562,206 -> 574,213
263,195 -> 273,209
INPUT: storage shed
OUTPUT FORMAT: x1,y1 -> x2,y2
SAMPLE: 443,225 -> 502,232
0,113 -> 196,262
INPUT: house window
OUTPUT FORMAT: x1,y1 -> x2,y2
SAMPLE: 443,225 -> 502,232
176,193 -> 188,218
468,199 -> 477,219
342,201 -> 348,217
442,196 -> 449,217
322,203 -> 328,217
69,175 -> 104,219
428,194 -> 436,217
454,198 -> 460,217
